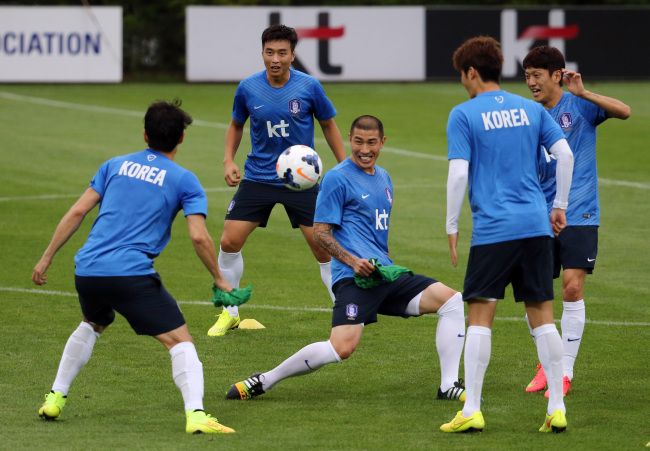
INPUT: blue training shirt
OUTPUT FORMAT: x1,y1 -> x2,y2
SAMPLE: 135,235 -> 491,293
538,92 -> 608,225
447,90 -> 566,246
232,69 -> 337,185
74,149 -> 207,277
314,158 -> 394,285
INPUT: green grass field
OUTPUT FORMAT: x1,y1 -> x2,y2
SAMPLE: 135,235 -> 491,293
1,81 -> 649,450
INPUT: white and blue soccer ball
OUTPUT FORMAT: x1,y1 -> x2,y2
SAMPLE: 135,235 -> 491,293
276,145 -> 323,191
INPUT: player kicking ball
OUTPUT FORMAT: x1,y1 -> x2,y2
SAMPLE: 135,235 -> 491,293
225,116 -> 467,405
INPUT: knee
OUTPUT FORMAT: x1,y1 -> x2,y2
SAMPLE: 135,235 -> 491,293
331,341 -> 356,360
220,234 -> 244,253
562,283 -> 582,302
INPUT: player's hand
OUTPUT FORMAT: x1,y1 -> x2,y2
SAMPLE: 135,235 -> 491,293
214,278 -> 233,293
32,257 -> 52,285
562,69 -> 587,97
352,257 -> 376,277
550,208 -> 567,236
448,233 -> 459,268
224,161 -> 241,187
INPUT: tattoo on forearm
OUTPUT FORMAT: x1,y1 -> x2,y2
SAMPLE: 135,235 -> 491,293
313,223 -> 355,267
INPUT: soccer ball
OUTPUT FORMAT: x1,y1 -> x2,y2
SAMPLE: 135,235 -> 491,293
276,145 -> 323,191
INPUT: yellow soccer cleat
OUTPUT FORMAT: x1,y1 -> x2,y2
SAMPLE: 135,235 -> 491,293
539,409 -> 567,433
207,310 -> 241,337
440,410 -> 485,433
39,390 -> 67,421
185,410 -> 235,434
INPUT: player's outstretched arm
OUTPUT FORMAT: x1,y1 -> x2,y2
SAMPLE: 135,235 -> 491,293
313,222 -> 375,276
223,118 -> 245,186
32,187 -> 101,286
319,118 -> 347,163
562,69 -> 631,120
186,214 -> 233,292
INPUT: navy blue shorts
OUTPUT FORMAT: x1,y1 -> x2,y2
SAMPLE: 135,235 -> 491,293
224,179 -> 319,228
553,225 -> 598,278
75,273 -> 186,336
331,274 -> 437,327
463,236 -> 554,303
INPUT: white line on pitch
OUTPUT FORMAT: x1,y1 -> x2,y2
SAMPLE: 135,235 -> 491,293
3,286 -> 648,327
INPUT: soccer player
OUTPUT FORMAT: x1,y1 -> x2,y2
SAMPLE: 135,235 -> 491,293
32,100 -> 236,434
522,46 -> 631,397
440,37 -> 574,433
208,24 -> 346,337
224,115 -> 467,404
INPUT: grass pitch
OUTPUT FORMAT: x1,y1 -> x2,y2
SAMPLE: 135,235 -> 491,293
0,81 -> 649,450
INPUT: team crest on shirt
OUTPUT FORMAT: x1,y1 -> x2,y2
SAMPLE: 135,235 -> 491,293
147,154 -> 156,162
288,99 -> 302,116
385,187 -> 393,205
495,96 -> 504,103
227,200 -> 235,214
346,303 -> 358,320
558,113 -> 573,130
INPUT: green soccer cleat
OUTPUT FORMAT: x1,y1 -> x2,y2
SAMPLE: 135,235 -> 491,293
437,379 -> 467,402
185,410 -> 235,434
539,409 -> 567,433
207,310 -> 241,337
226,373 -> 265,400
440,410 -> 485,433
39,390 -> 67,421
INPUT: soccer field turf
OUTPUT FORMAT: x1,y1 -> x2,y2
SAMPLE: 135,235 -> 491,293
1,82 -> 648,450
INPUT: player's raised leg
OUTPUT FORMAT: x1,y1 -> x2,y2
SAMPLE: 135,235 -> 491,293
226,325 -> 361,400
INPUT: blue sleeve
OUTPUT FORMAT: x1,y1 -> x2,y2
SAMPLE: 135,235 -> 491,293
314,170 -> 345,226
446,107 -> 472,161
539,106 -> 566,150
180,172 -> 208,217
232,82 -> 250,124
311,79 -> 337,121
89,160 -> 111,198
576,96 -> 608,126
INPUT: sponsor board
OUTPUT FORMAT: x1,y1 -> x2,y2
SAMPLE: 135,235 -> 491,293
0,6 -> 122,83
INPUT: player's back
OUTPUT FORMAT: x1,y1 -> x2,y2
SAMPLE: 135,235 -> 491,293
448,90 -> 565,245
75,149 -> 206,276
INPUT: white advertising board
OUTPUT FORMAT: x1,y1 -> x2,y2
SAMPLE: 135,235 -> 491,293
0,6 -> 122,83
187,6 -> 424,82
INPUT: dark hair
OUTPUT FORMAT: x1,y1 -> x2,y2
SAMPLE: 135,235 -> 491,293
452,36 -> 503,83
350,115 -> 384,139
523,45 -> 566,86
262,24 -> 298,52
144,99 -> 192,152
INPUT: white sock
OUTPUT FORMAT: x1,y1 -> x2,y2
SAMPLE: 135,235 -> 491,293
461,326 -> 491,417
319,261 -> 336,303
170,342 -> 204,412
219,248 -> 243,317
532,323 -> 565,415
261,340 -> 341,391
561,300 -> 585,381
52,322 -> 100,396
435,292 -> 465,392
